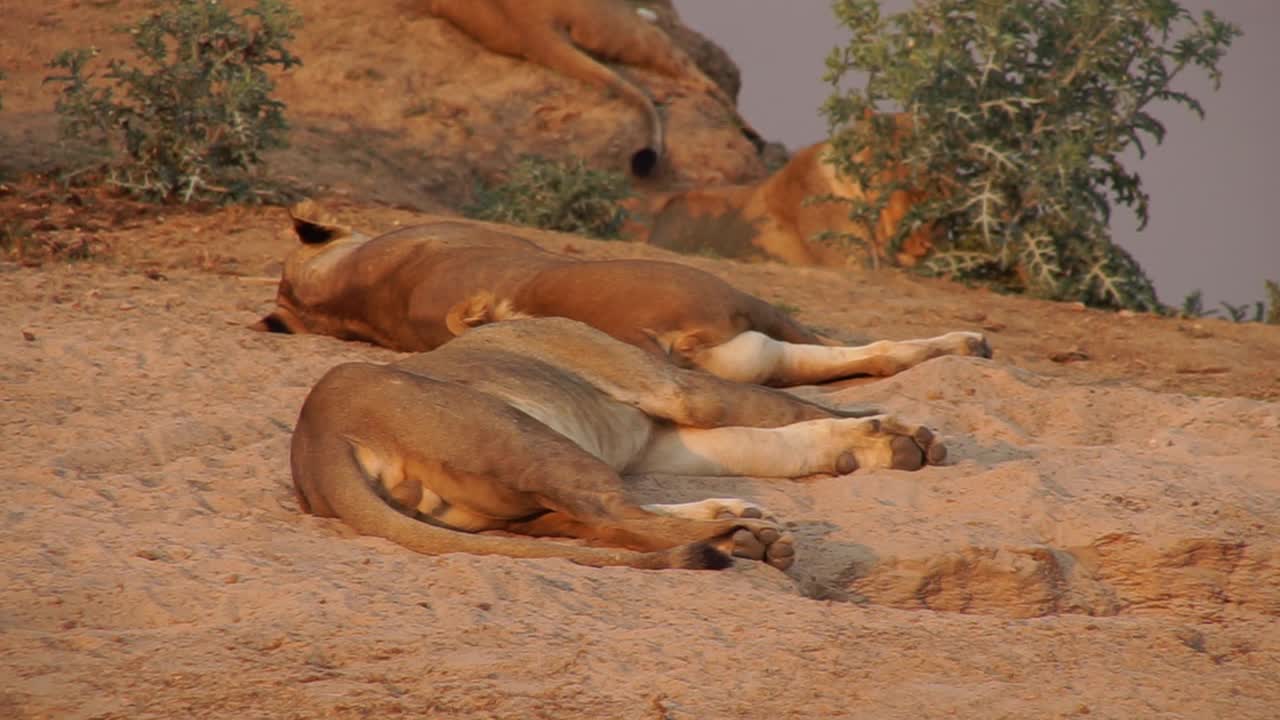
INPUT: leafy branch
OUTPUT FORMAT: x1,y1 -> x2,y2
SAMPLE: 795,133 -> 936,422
821,0 -> 1241,311
45,0 -> 302,203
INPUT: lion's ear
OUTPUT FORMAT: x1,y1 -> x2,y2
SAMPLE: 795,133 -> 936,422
250,308 -> 306,334
445,292 -> 498,336
288,200 -> 352,245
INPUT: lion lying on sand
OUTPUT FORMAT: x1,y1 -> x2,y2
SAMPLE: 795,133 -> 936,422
633,136 -> 937,267
292,316 -> 947,570
254,202 -> 990,387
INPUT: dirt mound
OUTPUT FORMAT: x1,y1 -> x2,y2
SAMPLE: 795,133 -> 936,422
0,0 -> 764,209
3,2 -> 1280,716
3,203 -> 1279,718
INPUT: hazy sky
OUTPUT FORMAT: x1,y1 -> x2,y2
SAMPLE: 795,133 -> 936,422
678,1 -> 1279,313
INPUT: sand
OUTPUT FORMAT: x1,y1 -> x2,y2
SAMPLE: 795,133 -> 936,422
2,1 -> 1278,715
2,202 -> 1278,719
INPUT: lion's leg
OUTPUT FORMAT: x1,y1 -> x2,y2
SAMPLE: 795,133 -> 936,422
638,497 -> 796,567
572,19 -> 726,101
642,498 -> 763,521
504,500 -> 793,569
695,330 -> 992,385
647,369 -> 857,430
427,0 -> 524,54
630,415 -> 946,478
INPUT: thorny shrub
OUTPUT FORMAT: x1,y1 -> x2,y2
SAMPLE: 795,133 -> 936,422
464,156 -> 632,240
821,0 -> 1240,310
45,0 -> 301,203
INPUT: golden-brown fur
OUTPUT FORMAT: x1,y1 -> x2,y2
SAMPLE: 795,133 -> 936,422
425,0 -> 728,176
634,127 -> 936,267
291,317 -> 947,570
256,202 -> 824,364
255,202 -> 992,387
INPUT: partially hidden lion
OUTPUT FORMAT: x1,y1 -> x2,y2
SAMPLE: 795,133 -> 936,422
632,125 -> 937,267
254,202 -> 991,387
292,316 -> 947,570
425,0 -> 731,176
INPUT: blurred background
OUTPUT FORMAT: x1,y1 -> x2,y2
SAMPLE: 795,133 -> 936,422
680,0 -> 1279,313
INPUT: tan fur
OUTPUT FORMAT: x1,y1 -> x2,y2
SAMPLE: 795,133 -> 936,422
636,123 -> 936,267
426,0 -> 729,176
255,203 -> 992,386
292,317 -> 948,570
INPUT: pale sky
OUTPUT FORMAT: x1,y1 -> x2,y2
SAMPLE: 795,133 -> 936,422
678,1 -> 1280,314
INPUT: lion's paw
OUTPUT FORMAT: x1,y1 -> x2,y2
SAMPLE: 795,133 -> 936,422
833,415 -> 947,473
714,514 -> 795,571
941,331 -> 992,359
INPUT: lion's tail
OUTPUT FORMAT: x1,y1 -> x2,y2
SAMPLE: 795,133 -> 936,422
298,432 -> 731,571
740,293 -> 831,345
630,90 -> 664,178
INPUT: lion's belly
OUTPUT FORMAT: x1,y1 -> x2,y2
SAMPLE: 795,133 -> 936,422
415,352 -> 656,472
504,388 -> 654,472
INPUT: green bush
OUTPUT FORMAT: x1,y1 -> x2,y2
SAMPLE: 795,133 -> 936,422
821,0 -> 1240,311
45,0 -> 301,203
464,156 -> 632,239
1184,281 -> 1280,324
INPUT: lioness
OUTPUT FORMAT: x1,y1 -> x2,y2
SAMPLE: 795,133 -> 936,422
293,316 -> 946,570
425,0 -> 729,176
254,202 -> 991,387
634,136 -> 936,267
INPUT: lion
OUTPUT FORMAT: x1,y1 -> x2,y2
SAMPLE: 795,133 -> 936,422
254,202 -> 991,387
632,120 -> 937,267
292,316 -> 947,570
425,0 -> 731,176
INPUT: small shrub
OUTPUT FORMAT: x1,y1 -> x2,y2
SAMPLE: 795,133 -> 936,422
821,0 -> 1240,311
1180,281 -> 1280,323
464,156 -> 632,239
1,222 -> 103,264
1218,301 -> 1255,323
45,0 -> 302,203
1180,289 -> 1209,318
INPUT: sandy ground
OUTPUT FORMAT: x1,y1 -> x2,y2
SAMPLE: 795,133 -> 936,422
2,201 -> 1279,719
0,0 -> 765,208
3,0 -> 1280,716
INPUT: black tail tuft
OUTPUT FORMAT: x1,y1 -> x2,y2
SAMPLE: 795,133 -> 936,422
631,147 -> 659,178
676,542 -> 733,570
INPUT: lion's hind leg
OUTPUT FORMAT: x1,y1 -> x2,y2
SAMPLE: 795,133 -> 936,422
631,415 -> 946,478
567,9 -> 725,101
643,497 -> 765,521
697,330 -> 993,385
294,362 -> 745,571
642,498 -> 795,569
505,488 -> 791,570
